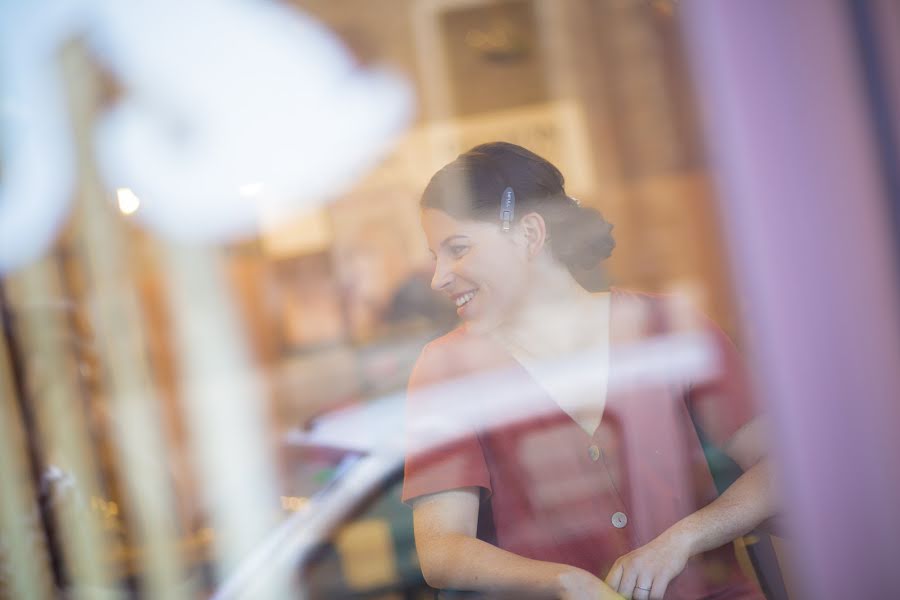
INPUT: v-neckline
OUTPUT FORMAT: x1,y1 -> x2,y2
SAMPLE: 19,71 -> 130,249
488,289 -> 620,438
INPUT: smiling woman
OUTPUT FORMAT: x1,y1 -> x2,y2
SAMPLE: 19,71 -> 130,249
420,142 -> 615,334
404,142 -> 773,600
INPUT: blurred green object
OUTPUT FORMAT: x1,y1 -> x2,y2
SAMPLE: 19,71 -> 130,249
303,473 -> 431,599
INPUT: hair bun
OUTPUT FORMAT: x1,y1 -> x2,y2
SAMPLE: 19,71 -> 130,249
420,141 -> 615,281
549,204 -> 616,270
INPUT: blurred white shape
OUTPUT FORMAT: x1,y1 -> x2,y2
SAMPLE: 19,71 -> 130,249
0,0 -> 414,273
286,393 -> 406,453
239,182 -> 265,198
0,1 -> 85,273
116,188 -> 140,215
285,330 -> 718,457
90,0 -> 414,242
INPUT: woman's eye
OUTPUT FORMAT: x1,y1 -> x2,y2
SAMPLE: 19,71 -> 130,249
450,245 -> 469,258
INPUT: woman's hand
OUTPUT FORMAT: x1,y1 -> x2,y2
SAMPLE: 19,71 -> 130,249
604,529 -> 692,600
557,567 -> 624,600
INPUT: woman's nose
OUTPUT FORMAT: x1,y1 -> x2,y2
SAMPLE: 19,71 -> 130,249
431,260 -> 453,291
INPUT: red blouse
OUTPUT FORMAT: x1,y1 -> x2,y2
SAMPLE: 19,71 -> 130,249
403,289 -> 764,599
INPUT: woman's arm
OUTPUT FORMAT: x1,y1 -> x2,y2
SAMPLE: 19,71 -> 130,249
678,417 -> 779,545
412,487 -> 621,599
669,459 -> 775,552
605,419 -> 777,599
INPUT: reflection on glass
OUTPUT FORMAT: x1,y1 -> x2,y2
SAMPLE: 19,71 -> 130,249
1,1 -> 845,598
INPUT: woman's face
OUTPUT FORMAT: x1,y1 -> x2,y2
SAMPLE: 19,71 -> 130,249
422,208 -> 531,333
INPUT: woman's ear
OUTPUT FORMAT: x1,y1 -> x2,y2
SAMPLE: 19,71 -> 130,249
519,212 -> 548,259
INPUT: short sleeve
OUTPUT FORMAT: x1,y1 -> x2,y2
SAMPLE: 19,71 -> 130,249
685,314 -> 760,449
401,342 -> 492,505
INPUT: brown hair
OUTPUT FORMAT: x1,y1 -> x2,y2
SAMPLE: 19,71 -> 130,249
421,142 -> 615,275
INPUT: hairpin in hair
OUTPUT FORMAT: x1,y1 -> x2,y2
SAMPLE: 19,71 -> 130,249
500,186 -> 515,232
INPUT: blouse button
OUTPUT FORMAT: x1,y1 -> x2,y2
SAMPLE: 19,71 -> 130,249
611,511 -> 628,528
588,445 -> 601,461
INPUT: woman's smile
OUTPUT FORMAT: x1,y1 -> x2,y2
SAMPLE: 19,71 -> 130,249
453,289 -> 479,315
422,207 -> 530,332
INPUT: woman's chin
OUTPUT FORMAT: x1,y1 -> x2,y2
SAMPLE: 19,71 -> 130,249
461,311 -> 500,335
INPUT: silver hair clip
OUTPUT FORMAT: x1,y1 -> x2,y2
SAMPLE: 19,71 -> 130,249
500,186 -> 515,232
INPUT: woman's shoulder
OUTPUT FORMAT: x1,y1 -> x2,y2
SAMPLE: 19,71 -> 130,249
610,286 -> 668,305
609,286 -> 717,340
413,325 -> 506,384
609,286 -> 669,320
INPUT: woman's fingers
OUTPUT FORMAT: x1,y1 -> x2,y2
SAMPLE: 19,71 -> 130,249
632,578 -> 653,599
605,562 -> 623,592
617,567 -> 639,599
606,532 -> 691,599
649,574 -> 672,600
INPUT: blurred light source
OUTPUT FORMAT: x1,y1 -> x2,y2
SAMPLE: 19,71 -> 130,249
239,182 -> 265,198
116,187 -> 140,214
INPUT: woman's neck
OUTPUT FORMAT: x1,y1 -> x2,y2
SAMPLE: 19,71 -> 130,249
491,264 -> 610,360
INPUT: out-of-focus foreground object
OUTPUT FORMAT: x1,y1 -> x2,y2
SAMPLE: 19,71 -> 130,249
1,0 -> 414,597
682,1 -> 900,598
0,0 -> 413,272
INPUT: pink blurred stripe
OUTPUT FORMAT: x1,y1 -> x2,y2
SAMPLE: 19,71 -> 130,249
681,1 -> 900,598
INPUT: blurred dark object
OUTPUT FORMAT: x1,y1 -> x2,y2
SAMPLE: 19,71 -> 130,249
382,270 -> 458,334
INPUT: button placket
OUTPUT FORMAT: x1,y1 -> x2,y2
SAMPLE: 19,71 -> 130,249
589,429 -> 630,531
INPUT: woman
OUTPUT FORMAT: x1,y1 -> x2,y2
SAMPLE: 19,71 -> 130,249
402,142 -> 775,599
